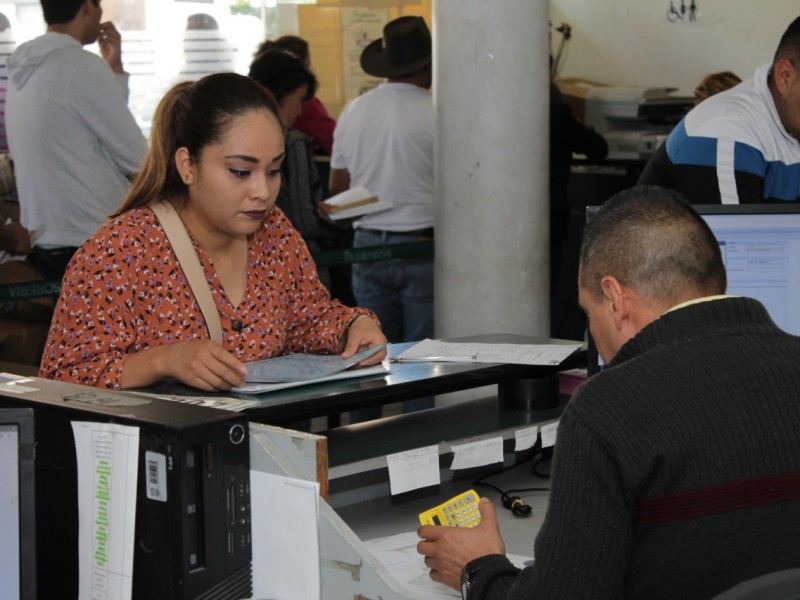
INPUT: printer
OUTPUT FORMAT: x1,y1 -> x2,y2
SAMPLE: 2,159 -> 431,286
583,86 -> 693,160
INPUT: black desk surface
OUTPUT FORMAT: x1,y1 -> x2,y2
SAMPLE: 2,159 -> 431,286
150,334 -> 584,425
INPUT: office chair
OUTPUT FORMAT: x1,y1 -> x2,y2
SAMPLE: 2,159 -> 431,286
712,568 -> 800,600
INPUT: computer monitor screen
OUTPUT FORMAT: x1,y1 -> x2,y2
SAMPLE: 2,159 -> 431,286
699,204 -> 800,335
585,203 -> 800,374
0,408 -> 36,600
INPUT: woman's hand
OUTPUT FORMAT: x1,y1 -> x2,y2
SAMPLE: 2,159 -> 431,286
341,314 -> 388,365
168,340 -> 248,390
121,340 -> 247,390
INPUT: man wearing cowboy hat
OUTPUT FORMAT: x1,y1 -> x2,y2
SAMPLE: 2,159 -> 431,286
330,16 -> 435,422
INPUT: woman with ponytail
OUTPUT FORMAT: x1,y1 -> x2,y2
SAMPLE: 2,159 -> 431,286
40,72 -> 386,391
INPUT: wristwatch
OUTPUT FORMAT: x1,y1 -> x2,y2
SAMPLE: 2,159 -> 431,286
461,555 -> 500,599
461,565 -> 474,599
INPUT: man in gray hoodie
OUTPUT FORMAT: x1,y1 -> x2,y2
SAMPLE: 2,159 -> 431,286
6,0 -> 146,280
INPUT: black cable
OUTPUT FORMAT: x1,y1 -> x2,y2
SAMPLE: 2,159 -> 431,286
531,448 -> 553,479
471,442 -> 550,518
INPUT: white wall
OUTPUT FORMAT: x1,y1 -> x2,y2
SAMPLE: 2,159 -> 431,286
551,0 -> 800,94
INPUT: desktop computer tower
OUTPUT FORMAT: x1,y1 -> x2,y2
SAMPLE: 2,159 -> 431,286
0,375 -> 252,599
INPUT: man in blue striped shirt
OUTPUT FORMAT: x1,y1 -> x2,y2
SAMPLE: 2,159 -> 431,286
639,16 -> 800,204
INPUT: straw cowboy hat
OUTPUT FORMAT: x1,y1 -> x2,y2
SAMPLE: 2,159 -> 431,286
360,16 -> 432,78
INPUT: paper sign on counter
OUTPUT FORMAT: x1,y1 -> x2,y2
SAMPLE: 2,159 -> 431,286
541,421 -> 559,448
515,426 -> 539,451
449,437 -> 504,470
386,445 -> 440,495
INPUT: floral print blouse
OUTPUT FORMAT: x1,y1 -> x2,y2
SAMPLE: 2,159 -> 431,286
40,206 -> 374,388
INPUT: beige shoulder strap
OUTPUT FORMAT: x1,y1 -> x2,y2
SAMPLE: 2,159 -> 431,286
150,201 -> 223,345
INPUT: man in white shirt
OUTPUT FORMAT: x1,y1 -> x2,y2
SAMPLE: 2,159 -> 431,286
330,16 -> 434,421
7,0 -> 147,280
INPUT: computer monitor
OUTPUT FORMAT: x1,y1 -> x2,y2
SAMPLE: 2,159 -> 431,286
586,203 -> 800,374
0,408 -> 36,600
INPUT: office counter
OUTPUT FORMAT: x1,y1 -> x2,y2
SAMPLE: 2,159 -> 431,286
336,453 -> 552,560
160,333 -> 580,513
329,400 -> 556,558
252,396 -> 561,598
247,336 -> 581,597
0,336 -> 583,598
240,334 -> 579,519
325,395 -> 562,471
149,334 -> 584,425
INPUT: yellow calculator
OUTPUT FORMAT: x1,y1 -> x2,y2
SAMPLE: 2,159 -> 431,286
419,489 -> 481,528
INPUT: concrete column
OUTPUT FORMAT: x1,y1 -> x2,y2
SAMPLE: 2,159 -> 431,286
433,0 -> 550,339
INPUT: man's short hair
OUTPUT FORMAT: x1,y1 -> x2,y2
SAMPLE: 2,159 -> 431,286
579,185 -> 726,304
41,0 -> 89,26
774,15 -> 800,64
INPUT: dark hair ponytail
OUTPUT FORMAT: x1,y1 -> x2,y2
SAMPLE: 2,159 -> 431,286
113,73 -> 282,217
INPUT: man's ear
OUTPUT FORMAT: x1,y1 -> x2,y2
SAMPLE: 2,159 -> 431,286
772,58 -> 797,95
80,0 -> 95,17
600,275 -> 630,330
174,147 -> 195,186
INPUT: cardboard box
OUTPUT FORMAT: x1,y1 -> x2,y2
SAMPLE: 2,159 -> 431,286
555,77 -> 609,122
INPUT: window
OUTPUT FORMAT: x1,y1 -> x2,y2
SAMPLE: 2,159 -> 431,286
3,0 -> 282,137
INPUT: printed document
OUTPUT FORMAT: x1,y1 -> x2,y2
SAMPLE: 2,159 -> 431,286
364,531 -> 532,599
72,422 -> 139,600
393,339 -> 581,366
242,344 -> 386,383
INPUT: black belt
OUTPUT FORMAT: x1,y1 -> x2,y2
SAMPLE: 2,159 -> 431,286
357,227 -> 434,237
29,245 -> 80,281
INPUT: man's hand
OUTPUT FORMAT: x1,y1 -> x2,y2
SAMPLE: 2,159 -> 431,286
417,498 -> 507,590
0,221 -> 31,255
328,167 -> 351,197
98,21 -> 124,74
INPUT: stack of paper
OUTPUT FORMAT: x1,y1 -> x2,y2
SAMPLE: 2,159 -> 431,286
233,344 -> 388,394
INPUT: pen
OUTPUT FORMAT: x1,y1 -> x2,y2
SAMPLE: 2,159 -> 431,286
391,355 -> 478,362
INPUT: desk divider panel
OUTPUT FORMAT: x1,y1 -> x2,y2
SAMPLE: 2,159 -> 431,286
248,423 -> 417,599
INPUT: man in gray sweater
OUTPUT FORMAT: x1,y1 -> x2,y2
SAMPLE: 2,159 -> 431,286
418,185 -> 800,598
7,0 -> 146,280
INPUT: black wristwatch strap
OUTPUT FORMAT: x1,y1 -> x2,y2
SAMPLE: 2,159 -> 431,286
461,554 -> 504,600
